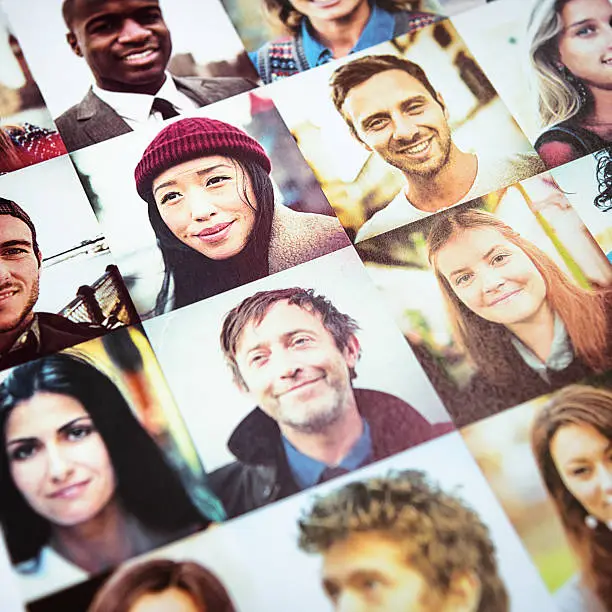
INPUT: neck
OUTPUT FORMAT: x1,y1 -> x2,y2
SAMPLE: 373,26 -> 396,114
0,311 -> 34,354
308,1 -> 371,59
49,500 -> 150,573
97,73 -> 167,96
281,395 -> 363,465
508,304 -> 556,363
584,88 -> 612,127
403,147 -> 478,212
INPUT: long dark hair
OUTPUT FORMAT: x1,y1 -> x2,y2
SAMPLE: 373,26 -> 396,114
149,157 -> 275,315
88,559 -> 237,612
595,148 -> 612,212
532,384 -> 612,610
0,353 -> 208,566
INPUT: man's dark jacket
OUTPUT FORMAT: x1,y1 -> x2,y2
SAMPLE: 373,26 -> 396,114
0,312 -> 105,372
55,75 -> 256,152
209,388 -> 453,518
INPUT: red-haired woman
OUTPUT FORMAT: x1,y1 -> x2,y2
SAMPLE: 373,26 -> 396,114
426,207 -> 612,425
532,384 -> 612,612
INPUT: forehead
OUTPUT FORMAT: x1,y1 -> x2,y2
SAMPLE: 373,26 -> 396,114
342,69 -> 437,119
561,0 -> 612,23
4,392 -> 89,439
235,301 -> 328,352
153,154 -> 236,187
551,422 -> 610,463
69,0 -> 161,25
0,215 -> 33,245
435,226 -> 511,273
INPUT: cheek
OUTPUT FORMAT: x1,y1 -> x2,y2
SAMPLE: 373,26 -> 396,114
10,460 -> 41,500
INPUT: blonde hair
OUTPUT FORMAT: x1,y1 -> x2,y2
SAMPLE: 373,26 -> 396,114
527,0 -> 589,128
427,208 -> 610,385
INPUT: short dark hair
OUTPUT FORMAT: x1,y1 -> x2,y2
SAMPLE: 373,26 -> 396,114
0,197 -> 40,262
62,0 -> 161,29
89,559 -> 237,612
299,470 -> 509,612
0,353 -> 207,566
330,54 -> 441,139
220,288 -> 360,387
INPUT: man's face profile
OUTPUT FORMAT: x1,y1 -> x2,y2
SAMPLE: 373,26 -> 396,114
66,0 -> 172,94
341,69 -> 453,179
321,531 -> 480,612
0,217 -> 40,333
233,300 -> 359,433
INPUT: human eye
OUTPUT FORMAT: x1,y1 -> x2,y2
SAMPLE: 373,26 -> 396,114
65,423 -> 94,442
405,101 -> 425,115
491,252 -> 510,265
291,335 -> 313,347
159,190 -> 182,206
2,247 -> 28,258
575,24 -> 596,37
570,465 -> 591,478
137,8 -> 163,25
248,351 -> 268,368
206,175 -> 232,187
364,117 -> 388,131
88,17 -> 116,34
8,441 -> 39,462
454,272 -> 472,286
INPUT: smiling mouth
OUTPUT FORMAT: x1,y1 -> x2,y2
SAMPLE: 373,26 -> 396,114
48,480 -> 90,500
194,221 -> 234,243
122,48 -> 159,64
0,288 -> 18,302
278,377 -> 325,397
398,137 -> 433,156
488,289 -> 522,307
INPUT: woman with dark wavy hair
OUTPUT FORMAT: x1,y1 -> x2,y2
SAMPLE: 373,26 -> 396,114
0,353 -> 211,601
532,384 -> 612,611
249,0 -> 441,84
88,559 -> 237,612
426,206 -> 612,424
134,116 -> 350,316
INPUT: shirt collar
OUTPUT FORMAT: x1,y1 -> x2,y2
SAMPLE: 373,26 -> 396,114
510,314 -> 574,382
300,2 -> 395,68
8,314 -> 40,354
92,72 -> 190,124
282,419 -> 372,490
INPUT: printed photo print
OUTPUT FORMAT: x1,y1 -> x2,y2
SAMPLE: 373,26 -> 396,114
0,325 -> 224,607
71,90 -> 350,320
0,155 -> 140,373
453,0 -> 612,169
1,0 -> 259,152
144,246 -> 454,520
355,170 -> 612,427
28,433 -> 555,612
463,371 -> 612,612
0,7 -> 67,175
268,17 -> 545,242
220,0 -> 445,84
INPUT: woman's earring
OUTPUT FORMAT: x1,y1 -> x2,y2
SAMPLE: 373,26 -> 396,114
585,514 -> 598,529
556,62 -> 589,104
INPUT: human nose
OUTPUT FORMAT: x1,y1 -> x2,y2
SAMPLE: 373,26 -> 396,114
335,591 -> 363,612
480,268 -> 505,293
117,18 -> 151,44
187,189 -> 217,221
392,113 -> 419,141
46,445 -> 74,483
273,349 -> 302,380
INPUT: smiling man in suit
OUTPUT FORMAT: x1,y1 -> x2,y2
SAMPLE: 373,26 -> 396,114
56,0 -> 255,152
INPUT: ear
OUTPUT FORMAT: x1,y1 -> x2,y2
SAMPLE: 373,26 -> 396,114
36,248 -> 43,268
66,32 -> 83,57
342,334 -> 361,370
444,571 -> 481,612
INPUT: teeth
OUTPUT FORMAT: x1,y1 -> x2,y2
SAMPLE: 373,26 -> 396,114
125,50 -> 154,62
406,140 -> 430,154
0,290 -> 17,300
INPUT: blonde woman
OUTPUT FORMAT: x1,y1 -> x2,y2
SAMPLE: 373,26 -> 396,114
528,0 -> 612,168
426,207 -> 612,425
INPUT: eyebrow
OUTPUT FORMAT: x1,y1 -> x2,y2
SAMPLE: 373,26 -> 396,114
0,239 -> 32,250
565,18 -> 596,30
360,95 -> 428,128
6,416 -> 91,447
244,329 -> 315,356
152,164 -> 232,196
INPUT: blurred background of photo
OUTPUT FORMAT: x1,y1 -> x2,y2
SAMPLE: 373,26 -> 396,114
144,246 -> 451,472
462,372 -> 612,595
452,0 -> 542,142
355,172 -> 612,391
220,0 -> 445,52
269,19 -> 538,240
1,0 -> 258,120
71,90 -> 334,318
0,155 -> 137,328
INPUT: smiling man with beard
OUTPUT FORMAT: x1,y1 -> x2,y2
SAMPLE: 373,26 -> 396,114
330,54 -> 545,242
209,287 -> 452,518
55,0 -> 255,152
0,198 -> 104,371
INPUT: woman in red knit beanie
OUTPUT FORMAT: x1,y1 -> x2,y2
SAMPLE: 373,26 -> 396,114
134,116 -> 349,315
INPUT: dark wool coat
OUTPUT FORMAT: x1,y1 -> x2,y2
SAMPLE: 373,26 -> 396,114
209,388 -> 453,518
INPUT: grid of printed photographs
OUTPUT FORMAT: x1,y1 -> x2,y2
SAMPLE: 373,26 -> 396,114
0,0 -> 611,610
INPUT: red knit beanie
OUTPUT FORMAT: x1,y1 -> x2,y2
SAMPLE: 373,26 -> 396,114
134,117 -> 272,202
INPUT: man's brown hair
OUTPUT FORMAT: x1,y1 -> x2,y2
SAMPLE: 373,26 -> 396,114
220,287 -> 360,388
330,54 -> 441,140
299,469 -> 509,612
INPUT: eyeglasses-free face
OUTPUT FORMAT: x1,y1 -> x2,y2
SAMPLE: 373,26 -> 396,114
4,391 -> 116,528
435,227 -> 549,329
152,155 -> 257,261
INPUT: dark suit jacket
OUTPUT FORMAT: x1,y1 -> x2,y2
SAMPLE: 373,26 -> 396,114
55,75 -> 256,152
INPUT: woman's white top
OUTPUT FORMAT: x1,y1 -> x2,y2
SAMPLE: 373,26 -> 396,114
16,546 -> 87,603
555,574 -> 606,612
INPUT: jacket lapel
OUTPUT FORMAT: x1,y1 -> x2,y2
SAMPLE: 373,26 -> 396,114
76,88 -> 133,146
